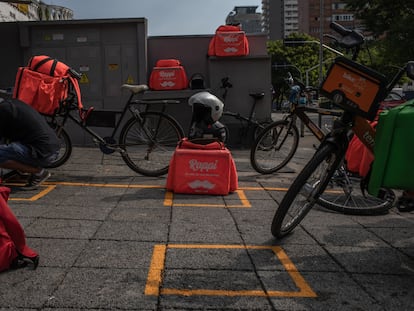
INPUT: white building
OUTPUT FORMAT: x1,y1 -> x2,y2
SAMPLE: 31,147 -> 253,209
0,0 -> 73,22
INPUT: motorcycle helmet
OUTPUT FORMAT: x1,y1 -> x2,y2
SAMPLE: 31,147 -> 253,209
188,91 -> 224,124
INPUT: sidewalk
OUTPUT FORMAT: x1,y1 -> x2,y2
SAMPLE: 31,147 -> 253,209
1,138 -> 413,310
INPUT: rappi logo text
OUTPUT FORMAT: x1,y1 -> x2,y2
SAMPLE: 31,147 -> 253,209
189,159 -> 218,172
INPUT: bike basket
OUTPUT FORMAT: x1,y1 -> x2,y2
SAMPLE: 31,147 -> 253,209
320,57 -> 388,121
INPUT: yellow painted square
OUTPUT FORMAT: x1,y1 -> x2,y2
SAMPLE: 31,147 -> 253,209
145,244 -> 317,297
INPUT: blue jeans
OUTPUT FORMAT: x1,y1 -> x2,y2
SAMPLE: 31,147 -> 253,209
0,142 -> 58,168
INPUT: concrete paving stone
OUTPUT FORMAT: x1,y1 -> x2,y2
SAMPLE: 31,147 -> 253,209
120,187 -> 168,200
116,196 -> 169,209
164,247 -> 254,271
160,269 -> 274,310
353,274 -> 414,311
325,246 -> 414,275
229,208 -> 276,228
171,206 -> 235,225
266,271 -> 383,311
249,244 -> 342,272
364,226 -> 414,249
8,202 -> 51,218
169,222 -> 243,244
26,218 -> 102,239
109,206 -> 171,223
224,197 -> 277,211
94,220 -> 169,242
45,268 -> 157,309
39,202 -> 114,221
0,268 -> 66,309
159,294 -> 274,310
300,207 -> 364,227
73,240 -> 154,269
27,237 -> 88,268
56,186 -> 127,207
351,211 -> 414,228
305,226 -> 390,248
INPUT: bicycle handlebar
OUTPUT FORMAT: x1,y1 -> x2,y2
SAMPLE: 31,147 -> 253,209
328,22 -> 364,53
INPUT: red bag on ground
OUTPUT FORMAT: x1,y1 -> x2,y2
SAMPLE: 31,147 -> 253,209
149,59 -> 189,90
166,138 -> 238,195
0,187 -> 38,272
345,121 -> 377,177
208,25 -> 249,57
13,55 -> 83,115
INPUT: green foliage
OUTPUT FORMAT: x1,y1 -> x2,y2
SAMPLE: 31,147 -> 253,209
344,0 -> 414,65
267,33 -> 336,89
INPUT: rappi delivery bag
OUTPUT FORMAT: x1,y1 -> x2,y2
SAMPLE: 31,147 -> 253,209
149,59 -> 188,90
208,25 -> 249,57
166,138 -> 238,195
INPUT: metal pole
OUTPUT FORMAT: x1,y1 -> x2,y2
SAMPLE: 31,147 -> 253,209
318,0 -> 324,127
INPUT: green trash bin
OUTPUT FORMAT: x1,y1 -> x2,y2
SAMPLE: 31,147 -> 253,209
368,100 -> 414,196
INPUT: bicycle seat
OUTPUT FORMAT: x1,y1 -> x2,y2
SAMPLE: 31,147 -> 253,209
249,92 -> 265,100
121,84 -> 149,94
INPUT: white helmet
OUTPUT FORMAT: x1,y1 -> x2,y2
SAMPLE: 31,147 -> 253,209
188,91 -> 224,122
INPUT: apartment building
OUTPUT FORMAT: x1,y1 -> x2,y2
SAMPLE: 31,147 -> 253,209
225,5 -> 263,34
261,0 -> 362,40
0,0 -> 73,22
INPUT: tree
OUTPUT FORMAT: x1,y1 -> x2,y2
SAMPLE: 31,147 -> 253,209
267,33 -> 336,93
345,0 -> 414,64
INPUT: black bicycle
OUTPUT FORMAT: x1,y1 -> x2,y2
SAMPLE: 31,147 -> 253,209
219,77 -> 271,144
47,77 -> 184,177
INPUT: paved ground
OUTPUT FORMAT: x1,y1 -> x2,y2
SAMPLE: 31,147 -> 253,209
0,132 -> 413,310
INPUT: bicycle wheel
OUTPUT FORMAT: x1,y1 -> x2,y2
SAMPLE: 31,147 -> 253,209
250,120 -> 299,174
45,126 -> 72,168
317,167 -> 395,215
271,143 -> 342,238
119,112 -> 184,177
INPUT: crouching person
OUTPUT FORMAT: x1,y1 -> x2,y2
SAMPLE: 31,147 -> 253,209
0,98 -> 59,189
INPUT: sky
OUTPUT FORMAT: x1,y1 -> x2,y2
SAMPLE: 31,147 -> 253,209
45,0 -> 262,36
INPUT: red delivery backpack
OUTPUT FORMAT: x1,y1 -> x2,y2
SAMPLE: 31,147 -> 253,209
13,55 -> 83,115
0,187 -> 39,272
208,25 -> 249,57
166,138 -> 238,195
345,121 -> 377,178
149,59 -> 189,90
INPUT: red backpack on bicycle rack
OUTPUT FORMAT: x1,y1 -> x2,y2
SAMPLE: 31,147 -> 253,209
208,25 -> 249,57
13,55 -> 83,115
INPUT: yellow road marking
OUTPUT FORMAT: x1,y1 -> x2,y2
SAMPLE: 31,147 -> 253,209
8,185 -> 56,201
164,189 -> 251,208
145,244 -> 317,298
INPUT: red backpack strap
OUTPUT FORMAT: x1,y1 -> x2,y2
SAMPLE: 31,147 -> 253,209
68,76 -> 83,109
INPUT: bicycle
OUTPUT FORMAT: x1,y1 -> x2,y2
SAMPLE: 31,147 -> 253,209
252,76 -> 398,215
46,73 -> 185,177
250,83 -> 337,175
271,22 -> 414,238
219,77 -> 271,144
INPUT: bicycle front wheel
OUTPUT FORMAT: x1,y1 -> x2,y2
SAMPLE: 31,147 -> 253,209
250,120 -> 299,174
318,168 -> 395,215
119,112 -> 184,177
45,125 -> 72,168
271,143 -> 342,238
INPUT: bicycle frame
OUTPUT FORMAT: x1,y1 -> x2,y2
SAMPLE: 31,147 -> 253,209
51,92 -> 180,152
284,104 -> 342,142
